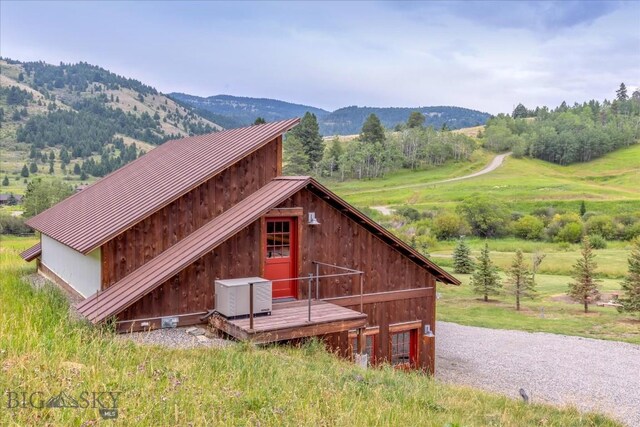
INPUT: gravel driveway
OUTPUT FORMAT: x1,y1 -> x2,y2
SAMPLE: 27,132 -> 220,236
436,321 -> 640,426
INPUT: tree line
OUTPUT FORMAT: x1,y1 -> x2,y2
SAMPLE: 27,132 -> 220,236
453,236 -> 640,317
484,83 -> 640,165
283,111 -> 477,180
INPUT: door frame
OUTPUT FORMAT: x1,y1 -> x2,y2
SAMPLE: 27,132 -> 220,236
260,208 -> 303,299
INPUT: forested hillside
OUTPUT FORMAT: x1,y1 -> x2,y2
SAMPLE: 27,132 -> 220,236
482,83 -> 640,164
0,58 -> 221,187
170,93 -> 491,135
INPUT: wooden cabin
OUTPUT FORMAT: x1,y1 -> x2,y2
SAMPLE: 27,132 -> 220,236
21,119 -> 459,373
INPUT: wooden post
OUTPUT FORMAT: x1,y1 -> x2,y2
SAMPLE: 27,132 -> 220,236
357,328 -> 366,354
249,282 -> 254,330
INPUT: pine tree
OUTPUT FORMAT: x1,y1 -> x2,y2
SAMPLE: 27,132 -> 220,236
49,151 -> 55,161
407,111 -> 425,128
616,83 -> 628,101
21,165 -> 29,178
568,236 -> 601,313
619,238 -> 640,317
282,135 -> 310,175
253,117 -> 266,125
290,112 -> 324,166
29,162 -> 38,173
80,171 -> 88,180
73,163 -> 81,175
579,200 -> 586,216
48,160 -> 54,174
507,249 -> 536,310
453,237 -> 474,274
2,175 -> 9,186
470,243 -> 502,302
360,113 -> 385,144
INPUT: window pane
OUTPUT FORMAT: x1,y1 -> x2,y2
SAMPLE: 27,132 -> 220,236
267,222 -> 274,233
283,221 -> 290,232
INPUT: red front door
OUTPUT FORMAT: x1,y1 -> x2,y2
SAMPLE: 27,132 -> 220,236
264,218 -> 297,299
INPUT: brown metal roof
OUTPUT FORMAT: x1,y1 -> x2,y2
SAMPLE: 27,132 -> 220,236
20,242 -> 41,262
75,177 -> 312,323
25,119 -> 300,254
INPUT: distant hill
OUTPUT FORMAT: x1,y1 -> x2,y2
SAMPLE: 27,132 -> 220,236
0,58 -> 221,191
169,93 -> 329,127
169,93 -> 491,135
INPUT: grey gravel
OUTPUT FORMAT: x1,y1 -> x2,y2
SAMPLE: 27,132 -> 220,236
436,321 -> 640,426
120,327 -> 231,349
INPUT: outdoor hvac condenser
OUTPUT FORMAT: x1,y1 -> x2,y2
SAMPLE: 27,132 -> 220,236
215,277 -> 272,318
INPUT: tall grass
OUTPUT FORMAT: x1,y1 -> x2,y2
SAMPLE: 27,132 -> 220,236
0,236 -> 619,426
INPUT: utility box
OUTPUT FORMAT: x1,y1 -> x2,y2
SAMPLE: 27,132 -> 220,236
215,277 -> 272,318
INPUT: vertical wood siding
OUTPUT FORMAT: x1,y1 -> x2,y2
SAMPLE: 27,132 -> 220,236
101,137 -> 280,289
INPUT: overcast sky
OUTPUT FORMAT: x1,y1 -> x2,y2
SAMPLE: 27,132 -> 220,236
1,1 -> 638,114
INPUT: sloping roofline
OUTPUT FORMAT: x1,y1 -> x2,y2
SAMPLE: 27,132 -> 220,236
76,176 -> 459,324
26,119 -> 300,254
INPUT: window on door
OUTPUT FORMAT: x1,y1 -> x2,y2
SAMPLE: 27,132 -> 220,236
390,328 -> 418,367
266,220 -> 290,258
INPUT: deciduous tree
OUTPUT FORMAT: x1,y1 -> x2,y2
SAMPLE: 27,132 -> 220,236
23,178 -> 73,217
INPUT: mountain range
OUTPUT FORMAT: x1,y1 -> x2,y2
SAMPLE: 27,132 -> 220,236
170,93 -> 491,135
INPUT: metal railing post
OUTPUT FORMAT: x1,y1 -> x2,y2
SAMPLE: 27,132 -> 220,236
315,262 -> 319,300
308,273 -> 313,322
359,273 -> 364,314
249,282 -> 254,330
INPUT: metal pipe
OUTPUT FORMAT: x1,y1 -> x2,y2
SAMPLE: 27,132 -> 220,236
249,282 -> 254,330
269,271 -> 358,283
311,260 -> 363,273
359,273 -> 364,314
308,273 -> 312,322
315,263 -> 319,300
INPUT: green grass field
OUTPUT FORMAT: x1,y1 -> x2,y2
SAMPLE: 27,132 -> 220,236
328,145 -> 640,215
0,236 -> 618,425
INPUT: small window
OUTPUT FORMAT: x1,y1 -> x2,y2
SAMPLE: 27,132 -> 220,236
349,328 -> 379,365
266,219 -> 291,258
390,329 -> 418,367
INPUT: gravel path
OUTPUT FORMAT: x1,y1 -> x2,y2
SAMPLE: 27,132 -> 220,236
436,321 -> 640,426
119,327 -> 231,349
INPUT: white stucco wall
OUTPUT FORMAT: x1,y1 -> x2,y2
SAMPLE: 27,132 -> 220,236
41,234 -> 101,297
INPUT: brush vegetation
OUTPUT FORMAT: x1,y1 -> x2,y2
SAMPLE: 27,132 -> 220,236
0,236 -> 619,426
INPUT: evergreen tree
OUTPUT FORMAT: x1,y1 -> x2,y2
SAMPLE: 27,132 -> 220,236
579,200 -> 586,216
49,151 -> 55,161
568,236 -> 601,312
60,148 -> 70,164
290,112 -> 324,166
48,160 -> 54,174
80,171 -> 88,180
18,72 -> 24,82
512,103 -> 529,118
21,165 -> 29,178
29,162 -> 38,174
2,175 -> 9,186
619,238 -> 640,317
453,237 -> 474,274
29,146 -> 37,158
282,135 -> 310,175
73,163 -> 81,175
470,243 -> 502,301
507,249 -> 536,310
360,113 -> 385,144
616,83 -> 628,101
407,111 -> 425,128
253,117 -> 266,125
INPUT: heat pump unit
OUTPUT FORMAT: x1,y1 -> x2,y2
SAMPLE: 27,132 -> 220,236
215,277 -> 272,318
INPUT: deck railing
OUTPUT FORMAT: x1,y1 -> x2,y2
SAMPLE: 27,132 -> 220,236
247,261 -> 364,329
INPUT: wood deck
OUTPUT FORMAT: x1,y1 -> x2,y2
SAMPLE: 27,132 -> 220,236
209,300 -> 367,344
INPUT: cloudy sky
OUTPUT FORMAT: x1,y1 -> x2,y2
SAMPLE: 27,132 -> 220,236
1,1 -> 638,114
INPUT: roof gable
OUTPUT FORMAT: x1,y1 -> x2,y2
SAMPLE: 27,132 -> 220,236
26,119 -> 299,254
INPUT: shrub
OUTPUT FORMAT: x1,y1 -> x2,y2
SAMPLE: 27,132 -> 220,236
396,206 -> 421,222
513,215 -> 544,240
585,215 -> 616,240
557,222 -> 584,243
623,222 -> 640,241
457,197 -> 510,238
432,212 -> 469,240
0,214 -> 33,235
588,234 -> 607,249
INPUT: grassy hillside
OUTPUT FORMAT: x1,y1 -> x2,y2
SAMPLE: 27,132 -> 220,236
329,144 -> 640,215
0,59 -> 221,196
0,236 -> 618,426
